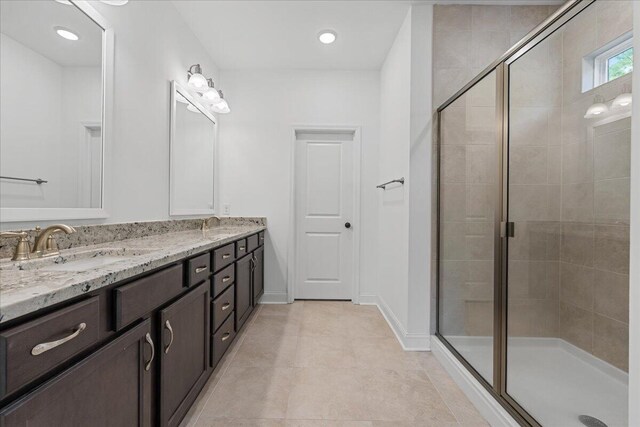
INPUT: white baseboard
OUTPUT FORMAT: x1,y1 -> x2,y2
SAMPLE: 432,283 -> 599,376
359,295 -> 430,351
431,336 -> 519,427
258,292 -> 289,304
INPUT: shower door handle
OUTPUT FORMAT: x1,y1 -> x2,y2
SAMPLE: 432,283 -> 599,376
501,222 -> 515,238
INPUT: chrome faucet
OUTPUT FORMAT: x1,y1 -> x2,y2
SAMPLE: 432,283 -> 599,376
201,216 -> 221,234
32,224 -> 76,258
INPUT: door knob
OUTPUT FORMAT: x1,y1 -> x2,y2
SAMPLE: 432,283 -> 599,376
345,222 -> 351,229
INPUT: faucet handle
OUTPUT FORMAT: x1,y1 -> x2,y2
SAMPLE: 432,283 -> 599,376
0,231 -> 31,261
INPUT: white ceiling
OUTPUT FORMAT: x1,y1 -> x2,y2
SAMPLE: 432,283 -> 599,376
172,1 -> 413,70
0,0 -> 102,67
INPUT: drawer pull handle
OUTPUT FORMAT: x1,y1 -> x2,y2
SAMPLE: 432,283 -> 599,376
164,320 -> 174,354
222,276 -> 231,283
144,333 -> 154,371
239,246 -> 246,251
195,266 -> 207,273
222,253 -> 231,259
221,332 -> 230,341
31,323 -> 87,356
221,302 -> 231,311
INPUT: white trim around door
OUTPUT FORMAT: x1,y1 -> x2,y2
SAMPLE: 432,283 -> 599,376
287,125 -> 362,304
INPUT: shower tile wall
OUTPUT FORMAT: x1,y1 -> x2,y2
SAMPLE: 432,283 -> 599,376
557,1 -> 632,371
433,4 -> 557,108
435,4 -> 555,338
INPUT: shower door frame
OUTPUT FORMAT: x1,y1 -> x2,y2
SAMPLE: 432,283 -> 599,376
435,1 -> 597,425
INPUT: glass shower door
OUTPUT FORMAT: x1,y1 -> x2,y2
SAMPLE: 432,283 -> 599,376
438,70 -> 499,386
505,1 -> 631,425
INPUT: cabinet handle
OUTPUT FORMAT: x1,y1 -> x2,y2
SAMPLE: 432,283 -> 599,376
250,258 -> 255,272
239,246 -> 246,251
222,276 -> 231,283
31,323 -> 86,356
222,253 -> 231,259
144,333 -> 154,371
164,320 -> 174,354
221,332 -> 230,342
222,302 -> 231,311
195,266 -> 207,274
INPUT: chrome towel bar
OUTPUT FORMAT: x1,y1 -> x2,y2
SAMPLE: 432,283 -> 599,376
376,177 -> 405,189
0,176 -> 48,185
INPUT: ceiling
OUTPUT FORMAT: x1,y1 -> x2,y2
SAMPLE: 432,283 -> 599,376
172,1 -> 413,70
0,0 -> 102,67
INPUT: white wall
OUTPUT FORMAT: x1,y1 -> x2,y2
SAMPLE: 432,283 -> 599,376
2,0 -> 219,230
629,3 -> 640,424
217,69 -> 380,302
378,10 -> 412,330
376,6 -> 433,349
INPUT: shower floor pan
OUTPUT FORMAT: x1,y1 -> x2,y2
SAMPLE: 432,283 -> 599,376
444,336 -> 628,427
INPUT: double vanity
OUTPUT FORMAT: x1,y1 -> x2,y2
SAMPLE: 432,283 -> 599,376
0,218 -> 266,426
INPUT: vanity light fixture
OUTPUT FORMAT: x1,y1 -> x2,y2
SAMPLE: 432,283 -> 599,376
584,95 -> 608,118
54,26 -> 79,41
201,78 -> 222,104
318,30 -> 337,44
187,64 -> 208,91
211,90 -> 230,114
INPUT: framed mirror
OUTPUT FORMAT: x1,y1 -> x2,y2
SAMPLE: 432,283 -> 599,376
0,0 -> 113,222
169,81 -> 217,216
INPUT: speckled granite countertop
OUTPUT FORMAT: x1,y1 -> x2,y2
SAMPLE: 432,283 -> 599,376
0,224 -> 265,324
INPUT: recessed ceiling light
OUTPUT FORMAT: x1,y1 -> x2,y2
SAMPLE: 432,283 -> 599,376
54,26 -> 79,41
318,30 -> 337,44
100,0 -> 129,5
54,0 -> 73,5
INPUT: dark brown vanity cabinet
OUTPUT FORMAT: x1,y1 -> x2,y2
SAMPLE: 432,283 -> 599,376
0,229 -> 265,427
253,245 -> 264,305
159,282 -> 210,427
235,253 -> 253,331
0,319 -> 153,427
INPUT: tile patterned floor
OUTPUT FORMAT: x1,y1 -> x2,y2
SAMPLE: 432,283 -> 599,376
180,301 -> 488,427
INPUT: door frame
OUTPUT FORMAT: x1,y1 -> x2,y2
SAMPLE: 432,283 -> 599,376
287,125 -> 362,304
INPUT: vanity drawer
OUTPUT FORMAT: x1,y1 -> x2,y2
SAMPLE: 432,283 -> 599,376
0,296 -> 100,399
187,252 -> 210,287
246,234 -> 259,252
258,231 -> 265,246
235,239 -> 247,258
213,243 -> 235,272
114,264 -> 183,330
211,313 -> 235,368
212,264 -> 234,298
212,285 -> 234,332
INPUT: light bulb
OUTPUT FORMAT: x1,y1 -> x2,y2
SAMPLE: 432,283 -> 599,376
584,95 -> 609,119
612,93 -> 632,109
188,73 -> 207,91
211,99 -> 230,114
202,88 -> 221,104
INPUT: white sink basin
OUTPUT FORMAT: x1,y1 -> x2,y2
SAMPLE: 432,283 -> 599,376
2,247 -> 161,272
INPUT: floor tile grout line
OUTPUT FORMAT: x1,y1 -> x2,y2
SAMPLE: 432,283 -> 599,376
189,303 -> 264,426
422,366 -> 463,424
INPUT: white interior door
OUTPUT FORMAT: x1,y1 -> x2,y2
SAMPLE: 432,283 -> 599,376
295,131 -> 355,300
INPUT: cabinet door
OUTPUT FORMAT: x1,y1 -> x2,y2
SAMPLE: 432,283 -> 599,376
235,254 -> 252,331
252,246 -> 264,305
159,282 -> 210,427
0,319 -> 153,427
